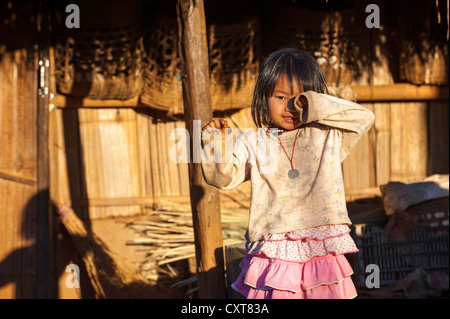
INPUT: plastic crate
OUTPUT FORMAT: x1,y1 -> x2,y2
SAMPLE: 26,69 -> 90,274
351,224 -> 449,287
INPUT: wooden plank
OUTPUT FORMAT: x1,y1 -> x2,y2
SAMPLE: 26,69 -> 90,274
0,170 -> 36,186
390,102 -> 405,181
177,0 -> 226,299
0,0 -> 41,297
373,102 -> 391,186
428,100 -> 449,174
148,110 -> 162,197
68,196 -> 155,208
0,52 -> 38,183
157,118 -> 172,196
353,84 -> 449,102
60,109 -> 85,203
390,102 -> 428,182
36,19 -> 52,298
0,179 -> 37,298
0,0 -> 42,297
345,187 -> 382,197
343,103 -> 376,196
51,94 -> 142,108
136,110 -> 153,202
51,84 -> 449,110
77,108 -> 141,219
403,101 -> 428,180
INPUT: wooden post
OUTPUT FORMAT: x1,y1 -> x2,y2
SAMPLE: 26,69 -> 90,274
176,0 -> 226,298
36,0 -> 53,298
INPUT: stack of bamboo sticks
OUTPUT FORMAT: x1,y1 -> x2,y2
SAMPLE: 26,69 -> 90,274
125,203 -> 248,282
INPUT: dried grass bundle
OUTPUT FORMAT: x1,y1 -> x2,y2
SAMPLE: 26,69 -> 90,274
125,204 -> 248,281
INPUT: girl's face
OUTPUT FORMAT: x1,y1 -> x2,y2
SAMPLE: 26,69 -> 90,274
268,75 -> 302,130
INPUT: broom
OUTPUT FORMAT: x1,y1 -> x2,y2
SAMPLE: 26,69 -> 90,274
57,203 -> 170,299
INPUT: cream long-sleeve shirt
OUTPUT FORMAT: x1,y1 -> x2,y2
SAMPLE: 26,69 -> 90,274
201,91 -> 375,242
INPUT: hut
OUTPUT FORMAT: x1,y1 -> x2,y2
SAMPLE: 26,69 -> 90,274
0,0 -> 448,299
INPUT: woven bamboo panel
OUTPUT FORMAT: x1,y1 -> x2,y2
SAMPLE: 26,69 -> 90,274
208,18 -> 261,110
52,0 -> 145,99
140,14 -> 261,113
398,2 -> 449,85
140,16 -> 182,113
263,2 -> 357,87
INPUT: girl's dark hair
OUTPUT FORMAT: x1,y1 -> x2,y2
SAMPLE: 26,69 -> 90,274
251,48 -> 329,128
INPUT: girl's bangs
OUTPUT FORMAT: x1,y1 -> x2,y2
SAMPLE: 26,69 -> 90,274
283,56 -> 313,94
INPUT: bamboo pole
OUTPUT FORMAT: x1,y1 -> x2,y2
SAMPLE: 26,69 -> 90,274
353,83 -> 449,102
51,94 -> 141,108
51,84 -> 449,108
176,0 -> 226,298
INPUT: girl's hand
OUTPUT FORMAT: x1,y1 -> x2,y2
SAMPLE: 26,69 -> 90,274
202,118 -> 230,135
296,95 -> 308,109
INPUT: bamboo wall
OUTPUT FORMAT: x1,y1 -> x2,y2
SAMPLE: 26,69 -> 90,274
0,1 -> 40,298
50,106 -> 253,220
51,107 -> 188,220
50,100 -> 448,218
1,0 -> 449,299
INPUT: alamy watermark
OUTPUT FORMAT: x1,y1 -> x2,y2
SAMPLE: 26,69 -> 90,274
365,264 -> 380,288
365,4 -> 380,29
65,4 -> 80,29
65,263 -> 80,289
64,4 -> 380,30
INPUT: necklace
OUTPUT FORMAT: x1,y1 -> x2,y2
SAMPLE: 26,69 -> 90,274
268,128 -> 286,135
268,127 -> 301,179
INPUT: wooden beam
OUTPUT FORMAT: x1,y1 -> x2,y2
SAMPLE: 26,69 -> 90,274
52,83 -> 449,108
51,94 -> 142,108
353,84 -> 449,102
0,170 -> 37,186
176,0 -> 226,298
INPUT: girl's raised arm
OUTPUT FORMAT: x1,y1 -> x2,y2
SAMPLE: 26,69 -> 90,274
200,118 -> 251,190
294,91 -> 375,161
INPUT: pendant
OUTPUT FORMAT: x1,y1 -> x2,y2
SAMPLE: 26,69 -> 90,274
288,169 -> 299,179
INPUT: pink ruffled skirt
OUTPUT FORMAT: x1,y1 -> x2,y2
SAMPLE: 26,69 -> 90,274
231,224 -> 359,299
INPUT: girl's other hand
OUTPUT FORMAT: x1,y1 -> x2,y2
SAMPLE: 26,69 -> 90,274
202,118 -> 230,135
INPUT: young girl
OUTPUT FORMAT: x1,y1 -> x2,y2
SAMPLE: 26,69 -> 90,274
201,48 -> 375,299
